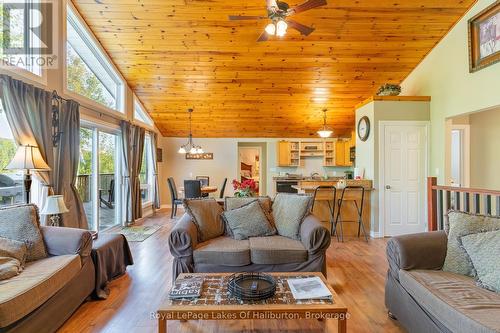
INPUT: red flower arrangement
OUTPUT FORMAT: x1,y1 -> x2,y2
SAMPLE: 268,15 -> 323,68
232,179 -> 258,197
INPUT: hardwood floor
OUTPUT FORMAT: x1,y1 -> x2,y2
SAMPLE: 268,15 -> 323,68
60,209 -> 403,333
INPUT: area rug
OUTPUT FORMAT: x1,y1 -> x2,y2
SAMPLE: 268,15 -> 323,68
115,225 -> 162,242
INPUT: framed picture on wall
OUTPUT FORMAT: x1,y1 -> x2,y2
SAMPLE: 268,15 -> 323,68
468,1 -> 500,72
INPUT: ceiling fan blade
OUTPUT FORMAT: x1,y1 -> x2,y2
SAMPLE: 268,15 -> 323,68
287,19 -> 315,36
257,31 -> 270,42
288,0 -> 327,15
228,15 -> 267,21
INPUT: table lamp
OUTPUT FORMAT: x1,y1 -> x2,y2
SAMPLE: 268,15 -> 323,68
40,195 -> 69,227
5,145 -> 51,204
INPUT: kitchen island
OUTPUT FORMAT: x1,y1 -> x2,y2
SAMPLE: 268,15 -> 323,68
293,179 -> 373,238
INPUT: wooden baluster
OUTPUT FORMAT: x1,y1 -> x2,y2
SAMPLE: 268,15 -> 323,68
496,196 -> 500,217
473,193 -> 480,214
454,191 -> 460,211
438,190 -> 444,230
484,195 -> 492,216
464,192 -> 470,213
445,191 -> 451,213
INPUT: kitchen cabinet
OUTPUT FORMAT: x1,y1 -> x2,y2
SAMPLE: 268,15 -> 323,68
278,138 -> 355,167
277,141 -> 300,167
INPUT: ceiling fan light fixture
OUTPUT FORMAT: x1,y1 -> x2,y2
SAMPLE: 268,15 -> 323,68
276,19 -> 287,36
265,22 -> 276,35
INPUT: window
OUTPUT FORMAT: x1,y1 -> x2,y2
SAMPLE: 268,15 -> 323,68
140,134 -> 153,204
134,98 -> 153,126
0,103 -> 24,208
66,4 -> 124,112
0,1 -> 42,76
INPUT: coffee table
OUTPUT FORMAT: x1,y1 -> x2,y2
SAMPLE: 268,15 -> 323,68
157,272 -> 348,333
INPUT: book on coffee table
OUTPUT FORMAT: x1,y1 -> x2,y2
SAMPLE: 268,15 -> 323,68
169,275 -> 204,299
287,276 -> 333,300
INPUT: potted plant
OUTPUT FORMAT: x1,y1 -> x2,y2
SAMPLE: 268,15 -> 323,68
376,83 -> 401,96
232,179 -> 258,197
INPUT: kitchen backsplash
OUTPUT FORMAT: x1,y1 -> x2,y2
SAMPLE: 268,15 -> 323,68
274,156 -> 353,178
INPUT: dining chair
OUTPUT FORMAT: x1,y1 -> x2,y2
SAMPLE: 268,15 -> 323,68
168,177 -> 184,218
219,178 -> 228,199
184,180 -> 202,199
196,176 -> 210,186
196,176 -> 210,197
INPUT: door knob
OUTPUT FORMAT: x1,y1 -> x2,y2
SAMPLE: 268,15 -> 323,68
385,185 -> 391,189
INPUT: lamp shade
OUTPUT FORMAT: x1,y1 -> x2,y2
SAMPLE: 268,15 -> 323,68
40,195 -> 69,215
5,145 -> 50,171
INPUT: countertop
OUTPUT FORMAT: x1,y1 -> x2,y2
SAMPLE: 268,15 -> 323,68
292,179 -> 373,191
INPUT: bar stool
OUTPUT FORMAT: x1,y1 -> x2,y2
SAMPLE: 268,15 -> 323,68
311,186 -> 337,236
332,186 -> 368,242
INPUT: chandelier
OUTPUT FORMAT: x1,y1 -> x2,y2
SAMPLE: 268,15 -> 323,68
317,109 -> 333,138
178,108 -> 203,154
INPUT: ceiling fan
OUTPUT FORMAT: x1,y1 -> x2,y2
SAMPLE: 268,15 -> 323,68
228,0 -> 327,42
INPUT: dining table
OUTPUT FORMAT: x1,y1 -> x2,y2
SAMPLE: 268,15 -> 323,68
179,186 -> 218,195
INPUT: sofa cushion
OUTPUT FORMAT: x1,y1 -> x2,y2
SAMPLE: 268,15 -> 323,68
272,194 -> 312,240
0,254 -> 81,328
0,204 -> 47,262
183,198 -> 224,243
193,237 -> 250,267
399,269 -> 500,333
249,235 -> 307,265
443,211 -> 500,276
460,229 -> 500,292
222,200 -> 276,240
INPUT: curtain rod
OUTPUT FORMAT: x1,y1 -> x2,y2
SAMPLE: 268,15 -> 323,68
51,90 -> 155,133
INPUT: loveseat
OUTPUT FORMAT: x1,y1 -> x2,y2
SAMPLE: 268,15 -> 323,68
0,206 -> 95,333
385,231 -> 500,333
169,211 -> 330,279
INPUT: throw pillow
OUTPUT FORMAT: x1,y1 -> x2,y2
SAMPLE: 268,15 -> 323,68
443,211 -> 500,276
0,204 -> 47,262
183,198 -> 224,243
272,193 -> 312,240
222,200 -> 276,240
0,257 -> 22,281
0,236 -> 27,267
224,196 -> 275,234
460,229 -> 500,292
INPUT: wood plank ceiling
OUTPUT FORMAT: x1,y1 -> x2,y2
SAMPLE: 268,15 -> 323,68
73,0 -> 475,138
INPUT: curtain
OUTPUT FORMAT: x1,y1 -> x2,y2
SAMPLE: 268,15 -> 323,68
53,100 -> 88,229
121,121 -> 145,225
150,131 -> 160,210
0,74 -> 53,218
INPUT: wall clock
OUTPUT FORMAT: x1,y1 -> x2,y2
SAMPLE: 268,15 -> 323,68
357,116 -> 370,142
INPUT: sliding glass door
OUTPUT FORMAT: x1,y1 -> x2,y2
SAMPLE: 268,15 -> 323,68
77,125 -> 122,231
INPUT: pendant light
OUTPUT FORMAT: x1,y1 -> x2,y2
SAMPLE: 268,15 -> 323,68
317,109 -> 333,138
178,108 -> 203,154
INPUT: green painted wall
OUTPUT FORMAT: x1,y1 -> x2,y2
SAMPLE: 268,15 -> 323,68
401,0 -> 500,184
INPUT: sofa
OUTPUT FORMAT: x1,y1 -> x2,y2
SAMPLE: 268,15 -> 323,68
0,225 -> 95,333
169,212 -> 331,279
385,231 -> 500,333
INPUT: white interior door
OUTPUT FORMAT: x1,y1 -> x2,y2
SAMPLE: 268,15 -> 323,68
382,122 -> 428,236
